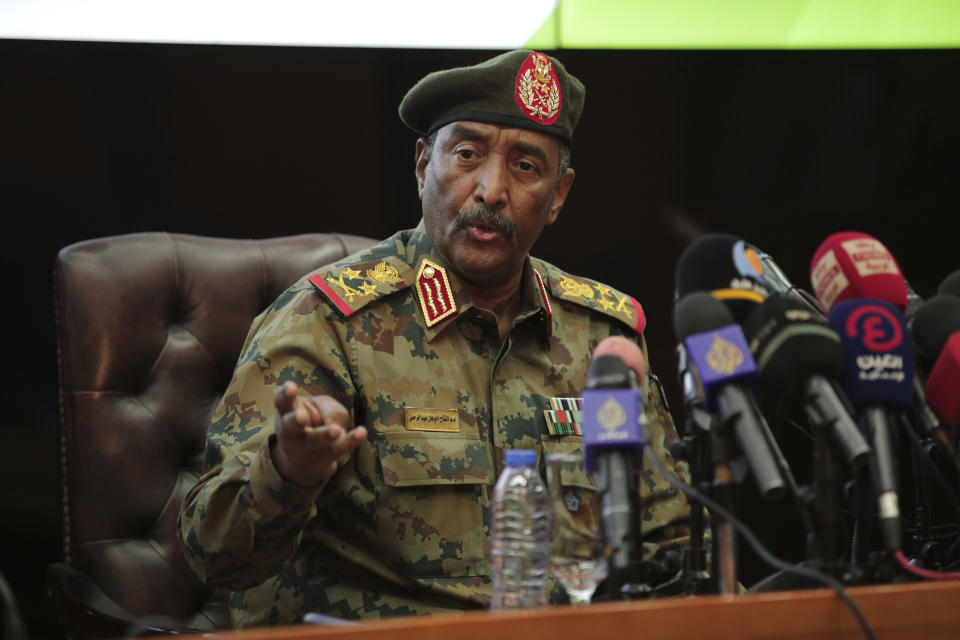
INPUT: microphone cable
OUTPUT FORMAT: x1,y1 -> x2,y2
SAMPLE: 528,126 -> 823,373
893,550 -> 960,580
644,446 -> 877,640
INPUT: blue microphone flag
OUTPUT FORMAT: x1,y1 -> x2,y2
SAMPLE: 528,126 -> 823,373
581,388 -> 644,473
828,299 -> 914,406
683,324 -> 758,412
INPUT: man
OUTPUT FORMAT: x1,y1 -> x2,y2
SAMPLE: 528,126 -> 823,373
179,49 -> 692,626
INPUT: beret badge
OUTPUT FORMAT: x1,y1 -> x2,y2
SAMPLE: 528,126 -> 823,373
514,51 -> 562,126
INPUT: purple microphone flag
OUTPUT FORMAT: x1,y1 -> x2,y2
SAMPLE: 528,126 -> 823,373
684,324 -> 758,412
581,388 -> 644,473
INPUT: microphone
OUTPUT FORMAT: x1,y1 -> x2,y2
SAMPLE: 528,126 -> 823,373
752,248 -> 826,315
809,231 -> 908,314
911,295 -> 960,425
742,293 -> 870,469
582,337 -> 646,575
673,292 -> 785,500
675,233 -> 768,324
827,299 -> 914,552
937,270 -> 960,298
811,230 -> 949,436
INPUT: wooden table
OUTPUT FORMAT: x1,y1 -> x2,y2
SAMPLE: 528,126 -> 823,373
191,580 -> 960,640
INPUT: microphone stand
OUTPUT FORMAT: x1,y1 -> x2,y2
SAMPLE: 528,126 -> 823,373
757,412 -> 822,563
674,405 -> 712,595
708,412 -> 739,595
812,429 -> 843,579
898,412 -> 960,571
849,408 -> 901,585
749,409 -> 855,594
912,427 -> 930,564
674,345 -> 714,594
848,462 -> 875,584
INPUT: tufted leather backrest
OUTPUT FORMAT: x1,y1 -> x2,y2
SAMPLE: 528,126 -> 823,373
54,231 -> 378,632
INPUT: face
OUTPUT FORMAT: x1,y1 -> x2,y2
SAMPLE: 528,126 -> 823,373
415,121 -> 575,289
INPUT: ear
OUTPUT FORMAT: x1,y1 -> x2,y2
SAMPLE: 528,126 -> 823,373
545,168 -> 575,225
415,138 -> 430,200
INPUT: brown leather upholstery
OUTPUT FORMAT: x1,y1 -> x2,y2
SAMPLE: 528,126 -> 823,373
51,232 -> 378,638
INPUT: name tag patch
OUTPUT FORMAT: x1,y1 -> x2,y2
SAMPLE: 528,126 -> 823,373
404,407 -> 460,432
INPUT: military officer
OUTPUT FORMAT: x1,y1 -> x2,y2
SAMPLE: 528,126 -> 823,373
179,49 -> 693,627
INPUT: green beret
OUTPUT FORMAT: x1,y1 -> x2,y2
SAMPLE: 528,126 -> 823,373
399,50 -> 585,144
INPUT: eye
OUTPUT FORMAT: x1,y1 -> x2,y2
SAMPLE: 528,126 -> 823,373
455,148 -> 476,160
514,157 -> 543,176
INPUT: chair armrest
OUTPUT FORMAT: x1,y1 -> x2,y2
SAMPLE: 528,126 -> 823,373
46,563 -> 183,639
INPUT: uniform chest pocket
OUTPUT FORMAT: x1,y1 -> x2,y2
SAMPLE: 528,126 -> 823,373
377,431 -> 493,486
541,436 -> 597,490
373,431 -> 493,579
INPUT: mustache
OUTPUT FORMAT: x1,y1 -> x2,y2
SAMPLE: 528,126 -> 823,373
453,206 -> 517,238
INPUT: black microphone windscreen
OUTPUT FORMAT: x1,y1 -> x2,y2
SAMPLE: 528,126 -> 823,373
586,354 -> 633,389
742,293 -> 845,400
675,233 -> 767,324
673,291 -> 735,340
911,295 -> 960,372
937,270 -> 960,298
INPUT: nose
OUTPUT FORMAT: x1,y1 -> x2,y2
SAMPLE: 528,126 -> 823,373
473,159 -> 508,209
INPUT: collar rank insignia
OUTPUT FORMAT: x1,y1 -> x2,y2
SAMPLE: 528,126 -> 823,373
416,259 -> 457,327
544,396 -> 583,436
515,51 -> 562,126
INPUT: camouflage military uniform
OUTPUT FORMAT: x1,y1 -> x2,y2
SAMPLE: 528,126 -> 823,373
179,222 -> 692,626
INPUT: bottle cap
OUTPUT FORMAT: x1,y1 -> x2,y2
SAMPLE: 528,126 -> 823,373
504,449 -> 537,467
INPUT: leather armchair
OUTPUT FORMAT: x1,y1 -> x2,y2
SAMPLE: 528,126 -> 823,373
49,231 -> 378,639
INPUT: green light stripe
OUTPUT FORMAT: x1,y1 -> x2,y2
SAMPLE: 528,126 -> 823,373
524,0 -> 960,50
755,324 -> 841,373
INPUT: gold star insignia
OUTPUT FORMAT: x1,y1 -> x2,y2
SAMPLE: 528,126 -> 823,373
360,282 -> 378,296
341,267 -> 362,281
598,297 -> 614,311
595,284 -> 611,298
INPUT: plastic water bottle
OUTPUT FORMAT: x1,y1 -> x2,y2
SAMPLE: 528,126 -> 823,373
490,449 -> 553,610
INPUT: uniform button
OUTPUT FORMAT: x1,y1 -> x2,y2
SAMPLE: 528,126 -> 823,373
423,266 -> 435,278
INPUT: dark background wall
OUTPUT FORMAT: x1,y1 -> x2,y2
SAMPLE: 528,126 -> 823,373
1,40 -> 958,638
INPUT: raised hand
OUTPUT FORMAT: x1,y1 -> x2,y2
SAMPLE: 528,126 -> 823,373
270,381 -> 367,488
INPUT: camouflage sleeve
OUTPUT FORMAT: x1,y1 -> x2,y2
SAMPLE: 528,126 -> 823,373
178,286 -> 354,589
636,335 -> 699,583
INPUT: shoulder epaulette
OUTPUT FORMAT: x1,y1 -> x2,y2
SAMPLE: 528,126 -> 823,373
533,259 -> 646,334
309,252 -> 414,318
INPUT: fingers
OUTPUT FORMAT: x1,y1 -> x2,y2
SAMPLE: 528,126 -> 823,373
329,425 -> 367,456
271,382 -> 367,487
309,395 -> 353,430
273,381 -> 299,416
296,424 -> 367,460
275,384 -> 361,442
273,420 -> 367,488
276,383 -> 351,427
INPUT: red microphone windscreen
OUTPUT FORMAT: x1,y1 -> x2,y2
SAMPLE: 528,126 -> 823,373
809,231 -> 908,312
925,331 -> 960,425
